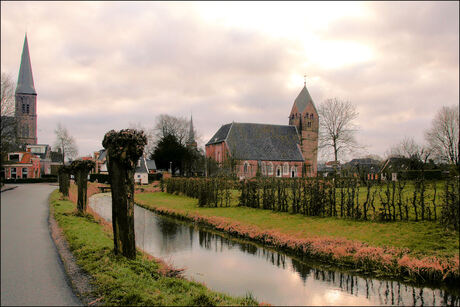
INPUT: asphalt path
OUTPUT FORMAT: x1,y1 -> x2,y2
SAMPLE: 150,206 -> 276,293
1,184 -> 81,306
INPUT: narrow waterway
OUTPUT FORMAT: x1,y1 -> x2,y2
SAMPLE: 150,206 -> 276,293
89,193 -> 458,306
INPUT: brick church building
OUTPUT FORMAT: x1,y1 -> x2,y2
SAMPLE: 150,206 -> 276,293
205,82 -> 319,178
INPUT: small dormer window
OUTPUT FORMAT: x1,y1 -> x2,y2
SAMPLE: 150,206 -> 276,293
310,114 -> 313,119
305,113 -> 309,118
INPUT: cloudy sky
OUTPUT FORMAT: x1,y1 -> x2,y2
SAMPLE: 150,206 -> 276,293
1,1 -> 458,161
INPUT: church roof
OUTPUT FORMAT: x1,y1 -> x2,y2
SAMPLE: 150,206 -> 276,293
15,35 -> 36,95
293,85 -> 317,114
206,122 -> 304,161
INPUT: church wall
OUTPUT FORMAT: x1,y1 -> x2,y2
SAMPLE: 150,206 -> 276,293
205,142 -> 228,165
236,160 -> 304,179
15,93 -> 37,145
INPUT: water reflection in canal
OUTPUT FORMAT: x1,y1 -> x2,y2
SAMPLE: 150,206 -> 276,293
89,194 -> 459,306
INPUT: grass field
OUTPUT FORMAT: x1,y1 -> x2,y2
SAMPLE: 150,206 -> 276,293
135,191 -> 459,259
50,190 -> 258,306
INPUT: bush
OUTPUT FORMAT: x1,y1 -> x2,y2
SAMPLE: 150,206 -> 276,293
148,173 -> 163,182
398,170 -> 444,180
89,173 -> 110,183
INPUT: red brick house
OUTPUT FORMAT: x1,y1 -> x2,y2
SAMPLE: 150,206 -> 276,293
2,151 -> 41,179
205,84 -> 319,179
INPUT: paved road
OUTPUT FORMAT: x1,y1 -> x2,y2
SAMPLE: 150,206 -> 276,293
1,184 -> 81,306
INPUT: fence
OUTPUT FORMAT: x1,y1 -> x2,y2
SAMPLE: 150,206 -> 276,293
165,176 -> 459,230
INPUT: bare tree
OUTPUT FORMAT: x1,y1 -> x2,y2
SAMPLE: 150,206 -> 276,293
386,137 -> 427,159
152,114 -> 189,146
425,105 -> 459,166
54,123 -> 78,164
318,98 -> 360,163
128,121 -> 154,156
386,136 -> 431,167
1,72 -> 17,161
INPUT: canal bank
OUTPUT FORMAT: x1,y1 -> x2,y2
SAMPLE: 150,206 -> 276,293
51,189 -> 258,306
134,192 -> 459,289
86,192 -> 458,306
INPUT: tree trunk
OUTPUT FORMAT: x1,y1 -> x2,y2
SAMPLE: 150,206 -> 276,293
62,172 -> 70,197
108,157 -> 136,259
76,170 -> 88,213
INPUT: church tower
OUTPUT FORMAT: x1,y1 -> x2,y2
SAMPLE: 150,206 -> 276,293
288,80 -> 319,176
15,34 -> 37,146
186,115 -> 197,149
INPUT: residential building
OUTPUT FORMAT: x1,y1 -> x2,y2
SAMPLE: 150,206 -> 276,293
134,156 -> 149,184
2,151 -> 41,179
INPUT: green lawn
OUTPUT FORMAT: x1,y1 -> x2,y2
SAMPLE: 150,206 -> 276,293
135,192 -> 459,259
50,190 -> 257,306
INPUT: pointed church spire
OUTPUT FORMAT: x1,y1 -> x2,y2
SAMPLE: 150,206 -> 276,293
16,34 -> 36,95
186,114 -> 197,148
188,115 -> 195,143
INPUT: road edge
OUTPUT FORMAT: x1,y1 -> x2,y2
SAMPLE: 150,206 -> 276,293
48,192 -> 103,306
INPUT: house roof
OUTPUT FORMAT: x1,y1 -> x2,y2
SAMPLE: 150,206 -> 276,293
146,159 -> 157,171
97,149 -> 107,161
50,151 -> 63,163
15,34 -> 36,95
346,158 -> 380,166
135,156 -> 148,174
4,152 -> 39,165
206,122 -> 304,161
26,144 -> 50,160
293,85 -> 317,114
206,123 -> 232,145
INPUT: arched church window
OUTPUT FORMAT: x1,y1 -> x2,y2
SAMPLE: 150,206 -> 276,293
22,104 -> 26,113
307,122 -> 311,128
261,162 -> 266,176
291,166 -> 297,178
283,162 -> 289,175
244,161 -> 249,174
26,104 -> 30,114
310,114 -> 314,119
305,113 -> 309,118
276,166 -> 282,177
268,162 -> 273,175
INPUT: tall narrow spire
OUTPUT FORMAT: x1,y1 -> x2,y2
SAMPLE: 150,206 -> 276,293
186,114 -> 197,148
16,34 -> 36,95
188,115 -> 195,143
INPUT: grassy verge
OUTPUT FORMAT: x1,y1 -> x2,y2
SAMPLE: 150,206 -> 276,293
135,192 -> 459,285
50,189 -> 258,306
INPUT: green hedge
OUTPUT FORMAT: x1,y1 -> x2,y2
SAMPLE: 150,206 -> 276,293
148,173 -> 163,182
89,173 -> 110,183
398,170 -> 444,180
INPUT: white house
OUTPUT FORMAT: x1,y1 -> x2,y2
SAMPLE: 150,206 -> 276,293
134,156 -> 149,184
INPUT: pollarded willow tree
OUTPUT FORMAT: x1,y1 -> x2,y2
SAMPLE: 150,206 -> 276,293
103,129 -> 147,259
70,160 -> 95,213
58,165 -> 72,198
318,98 -> 361,164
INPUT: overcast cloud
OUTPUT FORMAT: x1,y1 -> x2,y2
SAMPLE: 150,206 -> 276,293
1,1 -> 458,161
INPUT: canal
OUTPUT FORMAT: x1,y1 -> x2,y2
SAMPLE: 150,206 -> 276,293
89,193 -> 458,306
